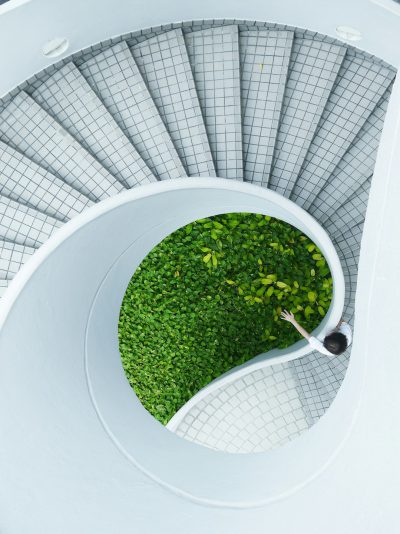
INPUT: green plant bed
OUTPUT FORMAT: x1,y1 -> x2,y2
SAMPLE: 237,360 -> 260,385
119,213 -> 333,425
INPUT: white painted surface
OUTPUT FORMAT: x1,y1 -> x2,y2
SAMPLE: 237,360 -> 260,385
0,0 -> 400,97
0,68 -> 400,528
0,178 -> 345,510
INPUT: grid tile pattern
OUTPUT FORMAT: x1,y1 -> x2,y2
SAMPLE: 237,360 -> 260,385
335,227 -> 364,322
174,364 -> 309,453
0,92 -> 121,202
269,39 -> 346,196
289,350 -> 349,425
334,222 -> 364,260
291,54 -> 395,209
325,178 -> 371,239
340,253 -> 359,322
0,195 -> 62,248
79,42 -> 185,181
131,29 -> 215,177
0,141 -> 93,222
310,90 -> 390,223
30,63 -> 155,190
185,26 -> 243,179
240,30 -> 294,185
0,240 -> 35,279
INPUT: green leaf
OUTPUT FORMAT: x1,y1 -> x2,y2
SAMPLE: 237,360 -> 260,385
276,281 -> 287,288
261,278 -> 273,285
308,291 -> 316,302
226,280 -> 236,285
203,253 -> 211,263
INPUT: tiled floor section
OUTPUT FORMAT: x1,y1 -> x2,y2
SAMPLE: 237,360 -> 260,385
291,53 -> 395,209
0,240 -> 35,280
0,141 -> 93,222
185,26 -> 243,179
0,92 -> 121,202
269,39 -> 346,197
240,30 -> 293,185
131,30 -> 215,177
79,42 -> 185,181
0,195 -> 62,248
309,90 -> 391,224
30,63 -> 155,189
174,363 -> 309,453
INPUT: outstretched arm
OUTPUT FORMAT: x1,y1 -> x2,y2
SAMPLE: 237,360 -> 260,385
280,310 -> 311,340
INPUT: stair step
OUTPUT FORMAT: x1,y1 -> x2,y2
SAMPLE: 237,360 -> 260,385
289,353 -> 334,425
291,53 -> 395,209
339,254 -> 358,322
130,29 -> 215,177
240,30 -> 294,185
309,90 -> 391,223
0,240 -> 35,279
325,178 -> 371,239
78,41 -> 185,181
30,63 -> 155,189
333,222 -> 364,260
0,92 -> 122,202
173,363 -> 309,453
185,26 -> 243,179
269,39 -> 346,197
0,196 -> 62,248
0,141 -> 93,221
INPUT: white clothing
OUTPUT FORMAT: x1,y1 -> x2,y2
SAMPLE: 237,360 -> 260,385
308,322 -> 352,357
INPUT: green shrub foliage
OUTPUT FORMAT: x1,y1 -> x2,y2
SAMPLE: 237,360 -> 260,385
119,213 -> 332,424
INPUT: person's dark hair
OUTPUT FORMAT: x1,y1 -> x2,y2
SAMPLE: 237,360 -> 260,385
323,332 -> 348,355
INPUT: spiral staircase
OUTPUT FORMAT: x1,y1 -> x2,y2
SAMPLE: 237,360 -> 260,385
0,16 -> 399,532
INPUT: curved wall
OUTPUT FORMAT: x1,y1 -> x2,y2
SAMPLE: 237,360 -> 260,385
0,178 -> 347,508
0,0 -> 400,97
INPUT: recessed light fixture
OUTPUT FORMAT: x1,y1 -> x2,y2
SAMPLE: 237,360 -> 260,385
42,38 -> 70,58
335,26 -> 362,42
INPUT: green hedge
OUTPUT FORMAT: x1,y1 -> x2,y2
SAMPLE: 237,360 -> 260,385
119,213 -> 332,424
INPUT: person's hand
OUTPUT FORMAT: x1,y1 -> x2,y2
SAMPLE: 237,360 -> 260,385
280,309 -> 295,323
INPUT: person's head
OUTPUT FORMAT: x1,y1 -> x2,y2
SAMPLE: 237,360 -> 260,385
323,332 -> 347,355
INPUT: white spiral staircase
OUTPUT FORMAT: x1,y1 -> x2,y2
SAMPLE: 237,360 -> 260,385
0,17 -> 399,533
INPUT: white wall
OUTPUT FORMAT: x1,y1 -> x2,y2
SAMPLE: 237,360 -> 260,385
0,0 -> 399,97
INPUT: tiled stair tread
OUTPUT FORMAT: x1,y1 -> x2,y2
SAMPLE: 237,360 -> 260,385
269,39 -> 346,197
325,178 -> 371,239
289,353 -> 338,425
291,54 -> 395,209
174,363 -> 309,453
185,26 -> 243,180
30,63 -> 155,190
310,90 -> 391,223
0,141 -> 93,222
0,195 -> 62,248
78,41 -> 185,181
334,222 -> 364,260
130,29 -> 216,177
240,29 -> 294,185
0,92 -> 122,202
0,240 -> 35,279
338,251 -> 359,322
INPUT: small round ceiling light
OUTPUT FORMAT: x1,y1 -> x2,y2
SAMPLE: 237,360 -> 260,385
42,37 -> 70,58
335,26 -> 362,42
